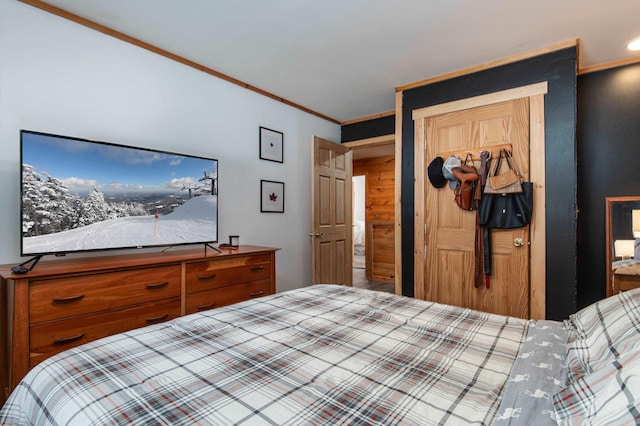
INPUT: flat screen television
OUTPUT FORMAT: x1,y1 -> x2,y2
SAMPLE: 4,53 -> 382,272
20,130 -> 218,256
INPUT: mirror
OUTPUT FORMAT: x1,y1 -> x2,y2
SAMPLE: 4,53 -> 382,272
605,196 -> 640,296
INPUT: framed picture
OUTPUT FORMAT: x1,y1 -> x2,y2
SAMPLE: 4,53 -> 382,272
260,180 -> 284,213
259,126 -> 284,163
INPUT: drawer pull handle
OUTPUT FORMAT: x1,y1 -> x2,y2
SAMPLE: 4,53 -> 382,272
198,273 -> 217,281
197,302 -> 216,311
54,333 -> 85,345
250,266 -> 265,272
52,294 -> 85,304
146,281 -> 169,290
146,313 -> 169,323
249,291 -> 264,297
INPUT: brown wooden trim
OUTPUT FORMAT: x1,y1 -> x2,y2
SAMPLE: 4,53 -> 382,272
605,198 -> 614,297
412,82 -> 548,119
18,0 -> 340,125
397,40 -> 577,92
343,134 -> 394,149
576,38 -> 582,76
529,94 -> 546,320
341,110 -> 395,126
0,277 -> 7,403
394,91 -> 402,296
413,115 -> 426,301
604,196 -> 640,297
579,55 -> 640,75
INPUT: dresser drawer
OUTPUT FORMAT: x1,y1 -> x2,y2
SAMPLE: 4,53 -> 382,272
185,279 -> 272,314
29,297 -> 180,366
30,265 -> 181,323
186,254 -> 271,293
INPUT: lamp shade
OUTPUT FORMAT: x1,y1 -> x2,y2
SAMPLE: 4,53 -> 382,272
615,239 -> 636,259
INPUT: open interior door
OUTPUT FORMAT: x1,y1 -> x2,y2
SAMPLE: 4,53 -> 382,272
311,136 -> 352,285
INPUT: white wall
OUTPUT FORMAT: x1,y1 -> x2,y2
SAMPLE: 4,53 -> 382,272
0,1 -> 340,292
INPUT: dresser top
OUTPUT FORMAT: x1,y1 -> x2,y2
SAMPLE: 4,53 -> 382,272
0,245 -> 279,280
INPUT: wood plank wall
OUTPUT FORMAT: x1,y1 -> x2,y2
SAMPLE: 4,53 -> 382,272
353,156 -> 395,221
353,155 -> 395,282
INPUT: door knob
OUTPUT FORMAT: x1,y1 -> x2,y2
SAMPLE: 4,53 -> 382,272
513,238 -> 524,247
309,232 -> 323,238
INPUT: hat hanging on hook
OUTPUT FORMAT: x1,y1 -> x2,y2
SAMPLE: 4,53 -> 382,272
442,155 -> 462,189
427,156 -> 447,188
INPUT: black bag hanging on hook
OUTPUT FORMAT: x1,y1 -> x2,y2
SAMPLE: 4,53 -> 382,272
478,181 -> 533,229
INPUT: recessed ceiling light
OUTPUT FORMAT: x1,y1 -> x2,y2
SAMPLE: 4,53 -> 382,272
628,37 -> 640,51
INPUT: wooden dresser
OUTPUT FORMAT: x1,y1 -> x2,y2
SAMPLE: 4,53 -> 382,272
0,245 -> 277,398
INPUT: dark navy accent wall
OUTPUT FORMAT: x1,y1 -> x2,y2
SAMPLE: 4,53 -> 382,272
341,115 -> 395,142
577,62 -> 640,309
401,48 -> 577,320
341,47 -> 578,320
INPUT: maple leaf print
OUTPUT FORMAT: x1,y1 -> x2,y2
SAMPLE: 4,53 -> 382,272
269,192 -> 278,202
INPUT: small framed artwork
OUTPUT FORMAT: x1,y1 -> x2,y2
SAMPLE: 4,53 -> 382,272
260,180 -> 284,213
259,126 -> 284,163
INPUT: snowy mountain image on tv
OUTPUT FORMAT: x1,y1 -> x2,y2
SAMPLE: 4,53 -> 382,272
20,131 -> 218,255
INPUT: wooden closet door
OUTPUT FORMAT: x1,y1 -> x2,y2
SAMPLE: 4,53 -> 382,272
422,99 -> 530,318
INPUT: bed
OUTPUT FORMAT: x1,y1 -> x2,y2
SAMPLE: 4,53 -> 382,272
1,285 -> 639,425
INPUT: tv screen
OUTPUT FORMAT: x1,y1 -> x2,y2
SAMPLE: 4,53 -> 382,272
20,130 -> 218,256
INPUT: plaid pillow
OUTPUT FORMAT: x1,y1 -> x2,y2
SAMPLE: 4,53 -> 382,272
566,289 -> 640,382
554,347 -> 640,425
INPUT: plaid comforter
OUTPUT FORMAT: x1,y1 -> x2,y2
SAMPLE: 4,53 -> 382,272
0,285 -> 528,425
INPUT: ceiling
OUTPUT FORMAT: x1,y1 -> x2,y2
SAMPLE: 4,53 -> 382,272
34,0 -> 640,123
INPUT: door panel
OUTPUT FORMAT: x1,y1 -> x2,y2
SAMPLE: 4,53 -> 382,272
319,176 -> 331,225
312,137 -> 352,285
423,98 -> 530,318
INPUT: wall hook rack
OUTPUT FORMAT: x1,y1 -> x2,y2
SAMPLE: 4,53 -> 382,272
436,143 -> 513,162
